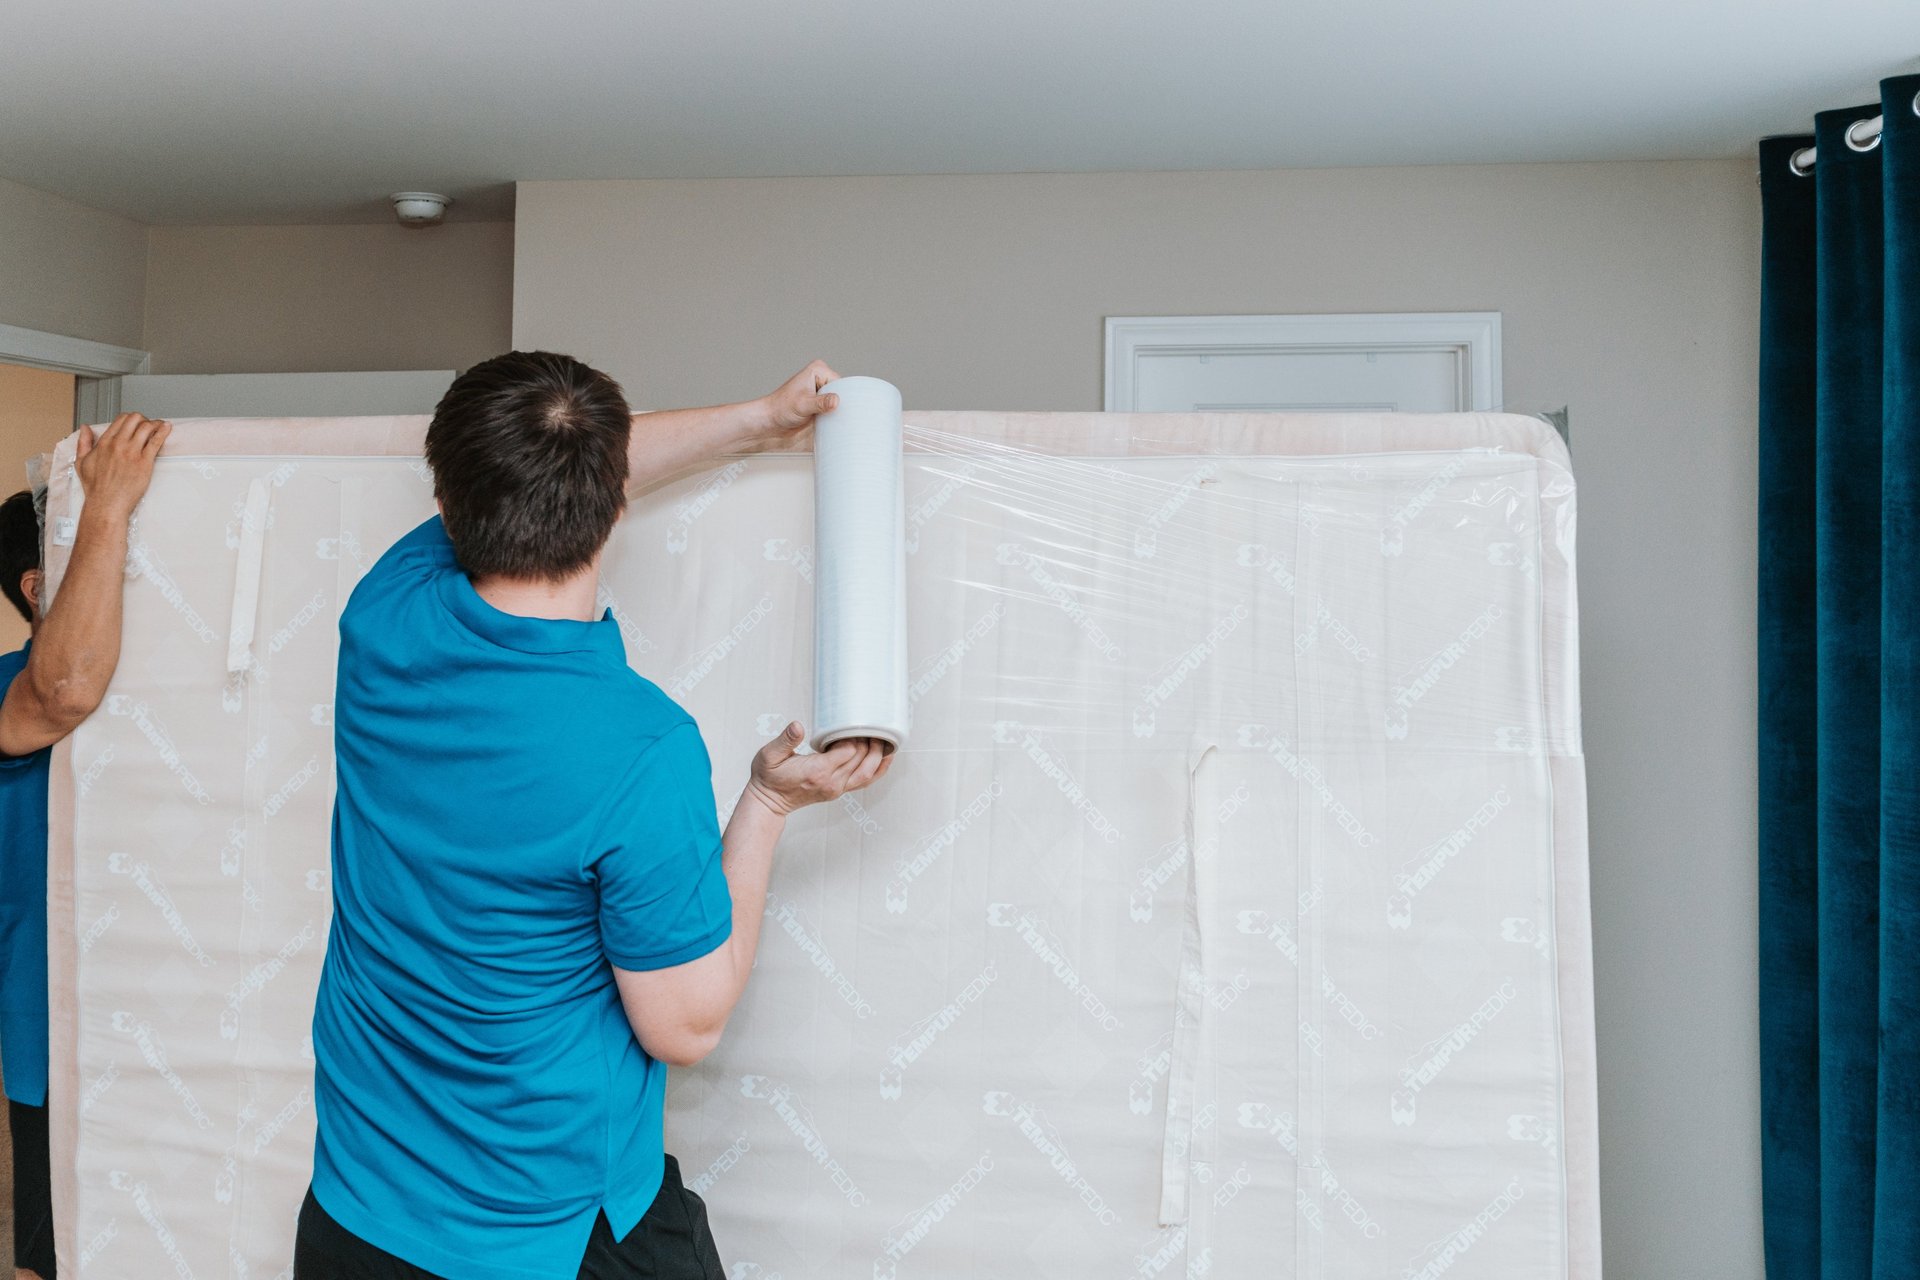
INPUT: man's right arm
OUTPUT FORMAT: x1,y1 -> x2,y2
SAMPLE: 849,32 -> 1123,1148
612,724 -> 891,1066
0,414 -> 168,758
623,361 -> 841,496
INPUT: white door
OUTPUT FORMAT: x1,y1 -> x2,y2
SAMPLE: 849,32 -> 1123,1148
1105,312 -> 1501,414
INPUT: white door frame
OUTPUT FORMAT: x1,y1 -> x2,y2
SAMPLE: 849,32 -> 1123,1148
1103,312 -> 1502,413
0,321 -> 151,426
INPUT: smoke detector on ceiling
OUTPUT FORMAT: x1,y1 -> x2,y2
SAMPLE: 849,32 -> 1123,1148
390,192 -> 451,227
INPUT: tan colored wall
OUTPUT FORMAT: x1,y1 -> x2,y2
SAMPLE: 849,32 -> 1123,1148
514,163 -> 1765,1280
142,223 -> 514,374
0,362 -> 74,649
0,176 -> 148,349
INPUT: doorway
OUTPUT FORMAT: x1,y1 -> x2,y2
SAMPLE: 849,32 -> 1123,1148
0,362 -> 74,652
1103,311 -> 1503,413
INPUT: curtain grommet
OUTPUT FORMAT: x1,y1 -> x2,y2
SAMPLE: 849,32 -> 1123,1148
1790,148 -> 1816,176
1845,118 -> 1881,152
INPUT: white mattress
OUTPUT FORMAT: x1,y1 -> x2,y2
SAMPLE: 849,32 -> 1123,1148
43,411 -> 1595,1279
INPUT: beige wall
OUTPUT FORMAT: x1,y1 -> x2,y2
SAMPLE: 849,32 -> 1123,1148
0,362 -> 73,649
515,164 -> 1765,1280
0,176 -> 148,349
0,178 -> 511,376
142,222 -> 514,374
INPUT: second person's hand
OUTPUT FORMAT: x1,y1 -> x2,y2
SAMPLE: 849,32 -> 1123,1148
76,412 -> 171,522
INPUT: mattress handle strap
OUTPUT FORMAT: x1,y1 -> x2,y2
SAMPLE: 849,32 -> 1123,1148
226,477 -> 272,675
1158,742 -> 1215,1226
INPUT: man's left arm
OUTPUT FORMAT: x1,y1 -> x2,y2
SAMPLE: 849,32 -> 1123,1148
625,361 -> 841,495
0,414 -> 169,758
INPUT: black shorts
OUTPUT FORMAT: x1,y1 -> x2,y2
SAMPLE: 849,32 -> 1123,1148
293,1154 -> 723,1280
10,1098 -> 55,1279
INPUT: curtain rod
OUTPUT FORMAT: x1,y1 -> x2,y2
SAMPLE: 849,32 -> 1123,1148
1789,88 -> 1920,174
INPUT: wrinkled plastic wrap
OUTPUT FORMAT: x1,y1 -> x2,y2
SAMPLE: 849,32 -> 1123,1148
42,410 -> 1593,1280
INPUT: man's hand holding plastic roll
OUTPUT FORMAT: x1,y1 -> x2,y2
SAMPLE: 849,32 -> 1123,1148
746,720 -> 892,816
750,361 -> 843,447
626,360 -> 842,493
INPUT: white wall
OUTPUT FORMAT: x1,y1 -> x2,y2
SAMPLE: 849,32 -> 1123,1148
515,163 -> 1765,1279
0,175 -> 148,349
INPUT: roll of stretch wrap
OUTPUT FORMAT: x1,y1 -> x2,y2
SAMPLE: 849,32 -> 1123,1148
812,376 -> 910,752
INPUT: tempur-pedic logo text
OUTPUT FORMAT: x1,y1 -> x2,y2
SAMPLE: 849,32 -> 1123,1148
873,1151 -> 994,1279
128,542 -> 218,645
668,594 -> 775,699
994,542 -> 1123,659
905,462 -> 979,555
1235,724 -> 1373,847
887,779 -> 1002,912
1381,456 -> 1469,556
1134,464 -> 1219,559
1132,603 -> 1249,738
105,1172 -> 194,1278
665,461 -> 747,552
739,1075 -> 868,1207
687,1137 -> 750,1197
1392,979 -> 1519,1124
1387,789 -> 1512,928
908,602 -> 1005,708
105,696 -> 214,806
1387,606 -> 1504,739
981,1091 -> 1118,1226
993,721 -> 1122,844
107,853 -> 213,968
1130,835 -> 1204,923
1235,546 -> 1374,663
596,585 -> 656,655
764,892 -> 875,1019
880,965 -> 997,1099
987,904 -> 1121,1030
110,1012 -> 212,1131
221,923 -> 316,1040
762,538 -> 814,584
1401,1179 -> 1528,1280
1131,1028 -> 1176,1115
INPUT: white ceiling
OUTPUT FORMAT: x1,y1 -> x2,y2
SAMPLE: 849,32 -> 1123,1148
3,0 -> 1915,225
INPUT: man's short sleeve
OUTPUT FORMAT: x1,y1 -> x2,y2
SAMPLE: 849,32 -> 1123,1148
593,722 -> 732,971
0,660 -> 42,769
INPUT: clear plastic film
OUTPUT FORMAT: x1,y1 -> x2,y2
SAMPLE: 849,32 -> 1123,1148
41,410 -> 1593,1280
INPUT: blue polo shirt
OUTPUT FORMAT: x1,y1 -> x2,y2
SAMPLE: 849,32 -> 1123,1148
311,517 -> 732,1280
0,644 -> 50,1108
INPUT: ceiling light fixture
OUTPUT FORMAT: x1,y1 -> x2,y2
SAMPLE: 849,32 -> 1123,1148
390,192 -> 451,227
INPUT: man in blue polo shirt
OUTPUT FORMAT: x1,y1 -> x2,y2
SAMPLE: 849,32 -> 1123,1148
0,412 -> 171,1280
297,353 -> 890,1279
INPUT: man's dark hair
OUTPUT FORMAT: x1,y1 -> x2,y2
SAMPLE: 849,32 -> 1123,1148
0,490 -> 40,623
424,351 -> 632,580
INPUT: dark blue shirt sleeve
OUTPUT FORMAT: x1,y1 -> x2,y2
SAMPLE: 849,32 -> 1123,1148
593,722 -> 733,971
0,659 -> 39,768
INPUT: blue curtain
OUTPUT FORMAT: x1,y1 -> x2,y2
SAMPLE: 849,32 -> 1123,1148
1760,73 -> 1919,1278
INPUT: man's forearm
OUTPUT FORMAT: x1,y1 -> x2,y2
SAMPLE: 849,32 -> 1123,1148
624,362 -> 840,497
626,400 -> 772,496
716,788 -> 787,1001
0,505 -> 131,754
